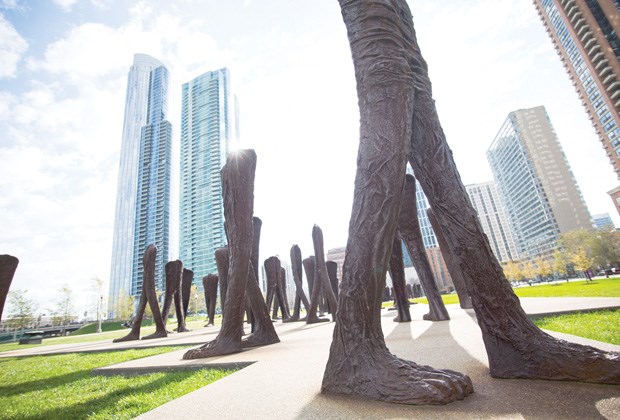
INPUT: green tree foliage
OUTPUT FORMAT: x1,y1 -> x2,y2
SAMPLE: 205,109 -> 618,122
116,289 -> 135,321
535,256 -> 553,279
502,260 -> 523,283
6,290 -> 37,330
54,284 -> 76,326
552,249 -> 570,279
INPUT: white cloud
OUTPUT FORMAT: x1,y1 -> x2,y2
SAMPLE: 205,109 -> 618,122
53,0 -> 79,12
0,0 -> 19,10
0,13 -> 27,78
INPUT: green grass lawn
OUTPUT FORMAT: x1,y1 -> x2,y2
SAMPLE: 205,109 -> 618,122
0,318 -> 219,353
0,346 -> 235,419
411,277 -> 620,306
512,277 -> 620,298
533,310 -> 620,345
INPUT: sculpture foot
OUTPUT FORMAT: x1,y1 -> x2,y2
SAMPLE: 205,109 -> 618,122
306,315 -> 330,324
393,315 -> 411,323
322,346 -> 473,405
423,312 -> 449,321
113,332 -> 140,343
142,330 -> 168,340
176,326 -> 190,333
205,322 -> 215,327
283,316 -> 300,323
242,331 -> 280,348
182,338 -> 242,359
486,331 -> 620,384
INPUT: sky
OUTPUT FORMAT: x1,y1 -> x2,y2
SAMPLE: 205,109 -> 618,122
1,0 -> 618,316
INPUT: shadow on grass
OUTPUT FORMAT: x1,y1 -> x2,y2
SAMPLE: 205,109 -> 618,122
0,368 -> 92,398
14,371 -> 198,420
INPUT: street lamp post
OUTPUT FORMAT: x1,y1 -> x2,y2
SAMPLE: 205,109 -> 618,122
96,295 -> 102,334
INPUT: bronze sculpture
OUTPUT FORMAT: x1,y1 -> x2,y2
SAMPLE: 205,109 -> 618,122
285,245 -> 311,322
322,0 -> 473,404
202,274 -> 218,326
161,260 -> 188,333
183,150 -> 279,359
387,232 -> 411,322
181,268 -> 193,319
426,208 -> 473,309
0,255 -> 18,323
114,245 -> 168,342
398,174 -> 450,320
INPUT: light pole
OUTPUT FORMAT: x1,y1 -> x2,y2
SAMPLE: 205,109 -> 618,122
194,293 -> 198,317
96,295 -> 102,334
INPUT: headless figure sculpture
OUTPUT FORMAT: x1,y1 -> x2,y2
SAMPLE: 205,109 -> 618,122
114,245 -> 167,342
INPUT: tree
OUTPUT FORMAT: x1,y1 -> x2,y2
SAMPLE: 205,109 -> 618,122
502,261 -> 523,283
552,249 -> 570,280
571,248 -> 595,278
54,284 -> 75,327
522,261 -> 536,282
590,229 -> 620,268
535,257 -> 553,280
116,289 -> 135,322
6,290 -> 36,330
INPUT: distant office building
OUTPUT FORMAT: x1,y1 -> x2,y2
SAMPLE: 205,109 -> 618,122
179,68 -> 235,282
592,212 -> 615,229
488,106 -> 592,259
533,0 -> 620,177
108,54 -> 172,318
466,181 -> 519,262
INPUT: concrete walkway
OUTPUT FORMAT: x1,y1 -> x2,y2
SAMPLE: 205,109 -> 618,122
2,297 -> 619,419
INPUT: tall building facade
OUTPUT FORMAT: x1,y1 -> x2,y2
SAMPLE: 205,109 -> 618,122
179,68 -> 234,283
533,0 -> 620,177
108,54 -> 172,317
487,106 -> 592,259
465,181 -> 519,263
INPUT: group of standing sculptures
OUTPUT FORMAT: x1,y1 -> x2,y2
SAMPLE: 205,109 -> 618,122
1,0 -> 618,409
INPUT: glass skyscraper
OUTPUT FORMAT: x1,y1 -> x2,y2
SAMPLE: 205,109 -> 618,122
533,0 -> 620,177
179,68 -> 234,283
465,181 -> 518,263
488,106 -> 592,259
108,54 -> 172,318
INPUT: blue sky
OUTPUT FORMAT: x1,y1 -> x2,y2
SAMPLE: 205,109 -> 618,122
1,0 -> 617,314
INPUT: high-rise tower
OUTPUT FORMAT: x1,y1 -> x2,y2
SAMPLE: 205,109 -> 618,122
533,0 -> 620,177
179,68 -> 234,282
487,106 -> 592,259
465,181 -> 519,263
108,54 -> 172,318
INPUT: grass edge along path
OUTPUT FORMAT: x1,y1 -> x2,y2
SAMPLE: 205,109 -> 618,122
532,309 -> 620,345
0,346 -> 236,420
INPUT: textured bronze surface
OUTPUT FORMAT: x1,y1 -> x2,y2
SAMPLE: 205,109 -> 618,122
114,245 -> 167,342
161,260 -> 188,333
182,268 -> 193,319
388,232 -> 411,322
322,0 -> 473,404
285,245 -> 311,322
312,225 -> 337,319
215,247 -> 229,317
183,149 -> 257,359
326,261 -> 339,300
202,274 -> 218,326
426,208 -> 473,309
